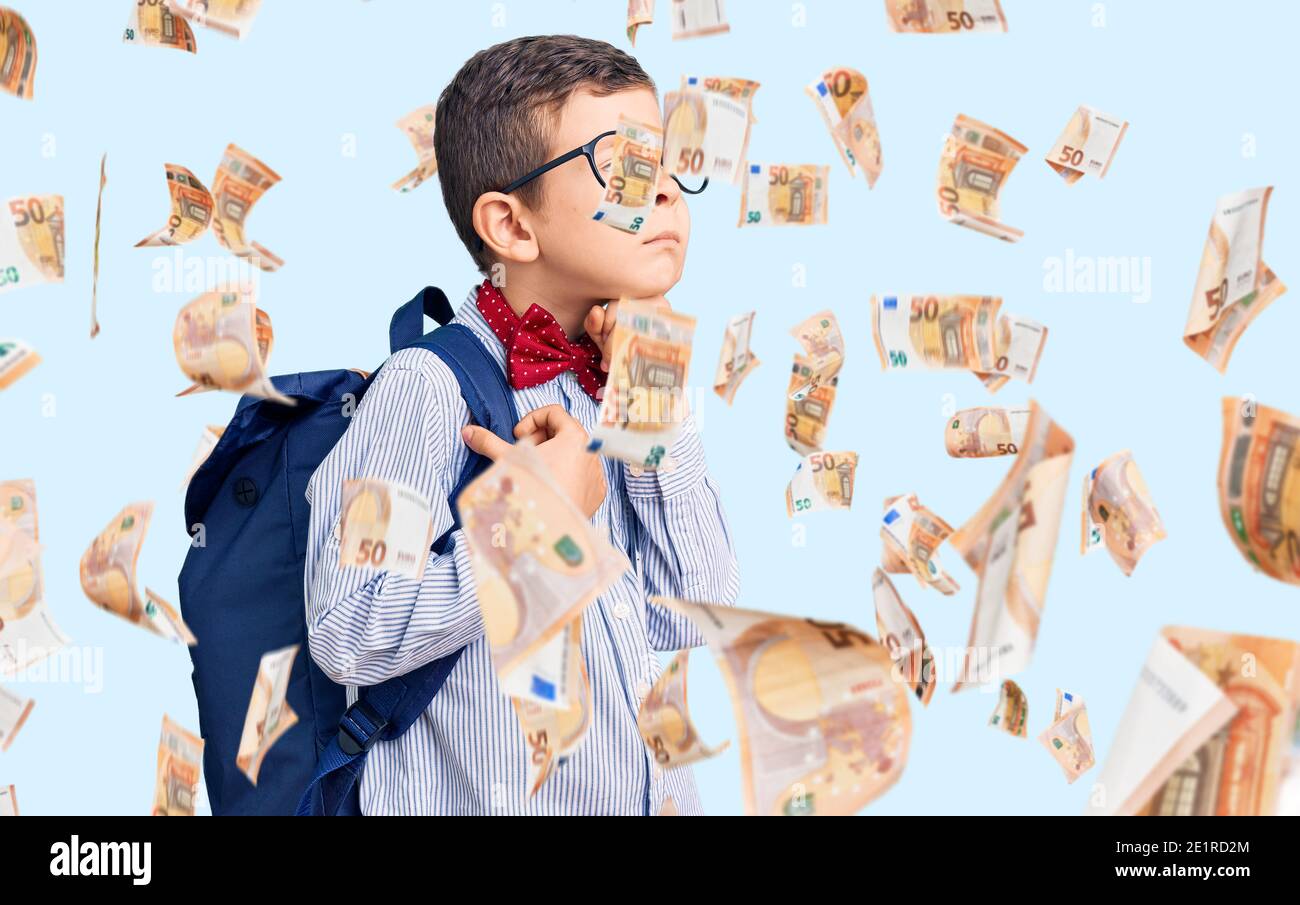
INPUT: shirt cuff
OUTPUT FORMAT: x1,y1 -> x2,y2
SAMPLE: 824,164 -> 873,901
623,416 -> 708,500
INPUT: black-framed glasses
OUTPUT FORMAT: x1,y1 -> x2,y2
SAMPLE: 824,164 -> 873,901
499,130 -> 709,197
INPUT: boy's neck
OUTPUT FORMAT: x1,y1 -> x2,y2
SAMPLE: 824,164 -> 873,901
493,273 -> 595,340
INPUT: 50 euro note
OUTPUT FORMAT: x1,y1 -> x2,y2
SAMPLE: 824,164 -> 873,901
135,164 -> 213,247
0,684 -> 34,752
123,0 -> 197,52
0,7 -> 36,99
339,479 -> 434,581
173,285 -> 295,406
945,406 -> 1029,458
592,116 -> 663,234
457,443 -> 630,687
713,311 -> 760,404
80,502 -> 197,646
885,0 -> 1007,32
211,144 -> 283,271
1217,397 -> 1300,585
659,597 -> 911,816
1082,450 -> 1166,576
670,0 -> 730,39
1038,689 -> 1095,783
1183,187 -> 1286,372
950,401 -> 1073,690
638,649 -> 730,768
0,479 -> 71,676
391,104 -> 437,193
872,294 -> 1046,391
236,644 -> 299,786
807,67 -> 882,187
515,639 -> 593,799
788,310 -> 843,401
1086,626 -> 1300,816
787,451 -> 857,516
739,164 -> 829,227
1046,106 -> 1127,184
626,0 -> 654,44
590,302 -> 695,469
167,0 -> 262,39
664,76 -> 759,185
1,195 -> 65,294
785,358 -> 836,457
988,679 -> 1028,737
872,569 -> 935,706
881,493 -> 959,595
153,715 -> 204,816
0,784 -> 15,816
0,338 -> 40,390
937,114 -> 1026,242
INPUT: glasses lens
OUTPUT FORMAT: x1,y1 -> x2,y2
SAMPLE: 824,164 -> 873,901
592,133 -> 617,185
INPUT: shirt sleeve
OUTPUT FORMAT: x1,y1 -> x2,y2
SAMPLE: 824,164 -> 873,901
622,414 -> 740,651
303,353 -> 484,686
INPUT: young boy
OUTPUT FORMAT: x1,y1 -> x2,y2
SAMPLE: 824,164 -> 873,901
304,35 -> 739,815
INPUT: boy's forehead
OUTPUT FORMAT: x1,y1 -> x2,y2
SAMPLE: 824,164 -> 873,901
551,87 -> 660,149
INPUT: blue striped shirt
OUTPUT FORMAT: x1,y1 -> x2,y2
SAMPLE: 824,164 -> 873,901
303,288 -> 740,815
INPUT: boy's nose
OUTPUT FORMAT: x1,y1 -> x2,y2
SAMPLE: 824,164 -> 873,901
655,167 -> 682,205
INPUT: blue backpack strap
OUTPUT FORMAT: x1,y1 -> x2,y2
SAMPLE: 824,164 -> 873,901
388,286 -> 456,352
298,313 -> 518,816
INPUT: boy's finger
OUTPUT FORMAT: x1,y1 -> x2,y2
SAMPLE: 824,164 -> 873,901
584,305 -> 606,342
514,404 -> 584,441
461,425 -> 511,461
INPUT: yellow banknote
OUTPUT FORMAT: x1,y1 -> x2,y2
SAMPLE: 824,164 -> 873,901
872,569 -> 935,706
872,294 -> 1046,391
0,479 -> 70,676
807,67 -> 881,187
1082,450 -> 1166,576
787,450 -> 856,516
236,644 -> 300,786
591,302 -> 695,468
638,649 -> 730,768
1184,188 -> 1286,372
713,311 -> 759,404
1046,105 -> 1127,183
173,284 -> 295,405
739,164 -> 829,227
459,443 -> 630,681
1218,397 -> 1300,584
660,597 -> 910,816
950,402 -> 1073,689
123,0 -> 197,52
153,715 -> 204,816
885,0 -> 1007,32
392,104 -> 438,193
1,195 -> 65,294
340,479 -> 434,581
937,114 -> 1025,241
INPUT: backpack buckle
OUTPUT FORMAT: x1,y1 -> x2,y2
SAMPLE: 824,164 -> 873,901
337,699 -> 388,756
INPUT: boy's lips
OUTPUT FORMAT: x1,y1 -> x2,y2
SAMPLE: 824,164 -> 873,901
641,230 -> 681,247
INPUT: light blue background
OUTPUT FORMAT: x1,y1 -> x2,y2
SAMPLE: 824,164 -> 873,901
3,0 -> 1299,816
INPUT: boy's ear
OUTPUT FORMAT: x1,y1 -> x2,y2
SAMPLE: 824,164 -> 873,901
472,191 -> 540,265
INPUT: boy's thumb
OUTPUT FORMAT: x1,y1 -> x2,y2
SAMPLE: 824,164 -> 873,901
461,425 -> 510,461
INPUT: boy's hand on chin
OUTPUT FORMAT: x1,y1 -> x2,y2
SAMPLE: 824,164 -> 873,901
462,405 -> 607,519
584,295 -> 671,371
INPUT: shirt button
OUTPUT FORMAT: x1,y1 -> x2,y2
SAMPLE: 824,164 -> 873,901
653,765 -> 664,782
635,682 -> 651,699
612,602 -> 632,620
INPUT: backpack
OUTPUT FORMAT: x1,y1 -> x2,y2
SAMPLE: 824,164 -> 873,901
178,286 -> 519,816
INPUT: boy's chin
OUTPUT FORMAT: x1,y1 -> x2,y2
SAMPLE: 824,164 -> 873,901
605,255 -> 684,300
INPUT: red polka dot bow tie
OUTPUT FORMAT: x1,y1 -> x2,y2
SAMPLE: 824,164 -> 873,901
475,281 -> 607,402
